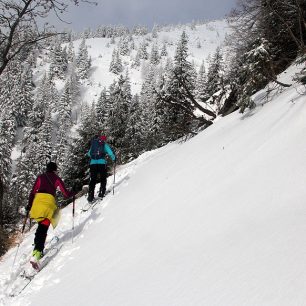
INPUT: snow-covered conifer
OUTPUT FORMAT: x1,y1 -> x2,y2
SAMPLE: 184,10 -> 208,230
106,74 -> 132,161
96,88 -> 110,131
196,61 -> 209,101
49,41 -> 68,79
0,113 -> 16,224
160,43 -> 168,57
206,47 -> 224,98
122,94 -> 146,160
67,40 -> 76,63
109,49 -> 123,74
119,36 -> 130,56
76,38 -> 91,79
54,80 -> 73,167
152,25 -> 158,38
138,41 -> 149,60
150,43 -> 160,65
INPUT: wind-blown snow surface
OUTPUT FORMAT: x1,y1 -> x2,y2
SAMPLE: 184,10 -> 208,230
1,63 -> 306,305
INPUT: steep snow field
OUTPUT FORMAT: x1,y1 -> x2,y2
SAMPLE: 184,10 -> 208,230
1,62 -> 306,305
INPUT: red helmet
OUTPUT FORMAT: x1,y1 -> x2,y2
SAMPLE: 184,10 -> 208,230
100,135 -> 107,141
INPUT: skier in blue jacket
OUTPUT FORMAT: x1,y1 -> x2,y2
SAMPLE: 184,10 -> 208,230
87,135 -> 116,202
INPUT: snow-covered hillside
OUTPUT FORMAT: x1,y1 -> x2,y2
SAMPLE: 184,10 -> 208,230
1,59 -> 306,305
35,19 -> 230,104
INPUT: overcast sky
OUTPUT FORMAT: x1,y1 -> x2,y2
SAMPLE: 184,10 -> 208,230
52,0 -> 237,31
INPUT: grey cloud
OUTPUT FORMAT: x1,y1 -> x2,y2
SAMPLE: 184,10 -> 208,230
54,0 -> 237,31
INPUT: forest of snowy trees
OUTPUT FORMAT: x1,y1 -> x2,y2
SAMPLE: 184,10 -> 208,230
0,0 -> 305,256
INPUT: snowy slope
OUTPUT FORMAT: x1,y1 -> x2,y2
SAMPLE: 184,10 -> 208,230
1,62 -> 306,305
34,19 -> 230,102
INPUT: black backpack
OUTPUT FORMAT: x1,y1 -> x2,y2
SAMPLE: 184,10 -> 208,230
90,137 -> 105,160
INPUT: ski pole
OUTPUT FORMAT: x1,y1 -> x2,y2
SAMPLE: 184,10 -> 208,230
113,161 -> 116,195
12,212 -> 29,270
72,194 -> 75,243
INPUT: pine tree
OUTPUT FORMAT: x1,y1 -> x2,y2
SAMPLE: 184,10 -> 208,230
37,72 -> 59,110
206,47 -> 224,98
149,43 -> 160,65
0,57 -> 34,127
162,31 -> 197,139
18,63 -> 35,126
54,80 -> 73,167
67,40 -> 75,63
49,41 -> 68,79
123,94 -> 146,160
152,25 -> 159,38
138,41 -> 149,60
130,36 -> 135,50
119,35 -> 130,56
96,88 -> 110,131
76,38 -> 91,79
160,42 -> 168,57
196,61 -> 209,101
61,102 -> 101,191
0,113 -> 16,226
132,51 -> 141,68
140,65 -> 159,149
236,38 -> 273,112
109,49 -> 123,74
107,74 -> 132,162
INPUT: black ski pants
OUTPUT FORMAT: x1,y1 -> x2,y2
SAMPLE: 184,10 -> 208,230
88,164 -> 108,197
34,219 -> 50,252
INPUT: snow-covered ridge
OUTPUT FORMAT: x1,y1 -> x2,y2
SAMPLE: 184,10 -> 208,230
1,60 -> 306,305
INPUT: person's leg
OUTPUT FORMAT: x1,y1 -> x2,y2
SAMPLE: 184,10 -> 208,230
88,164 -> 98,201
99,164 -> 107,197
33,218 -> 50,258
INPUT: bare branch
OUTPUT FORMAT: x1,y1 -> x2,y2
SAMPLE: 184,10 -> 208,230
0,0 -> 96,75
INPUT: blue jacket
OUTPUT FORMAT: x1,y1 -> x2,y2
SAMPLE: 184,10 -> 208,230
87,142 -> 116,165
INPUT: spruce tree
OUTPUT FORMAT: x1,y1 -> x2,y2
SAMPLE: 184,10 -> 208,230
196,61 -> 209,102
106,75 -> 132,162
96,88 -> 110,132
123,94 -> 146,160
119,36 -> 130,56
49,41 -> 68,79
76,38 -> 91,79
38,72 -> 59,109
132,51 -> 141,68
206,47 -> 224,99
150,43 -> 160,65
54,80 -> 73,168
163,31 -> 196,139
0,113 -> 16,226
160,43 -> 168,57
67,40 -> 76,63
61,102 -> 99,190
138,41 -> 149,60
140,65 -> 159,149
109,49 -> 123,74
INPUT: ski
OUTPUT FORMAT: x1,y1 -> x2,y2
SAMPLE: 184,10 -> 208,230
81,189 -> 111,212
9,243 -> 63,297
6,236 -> 61,297
81,198 -> 101,212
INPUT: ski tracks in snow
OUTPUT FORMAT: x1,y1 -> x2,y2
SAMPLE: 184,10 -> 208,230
0,151 -> 157,305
